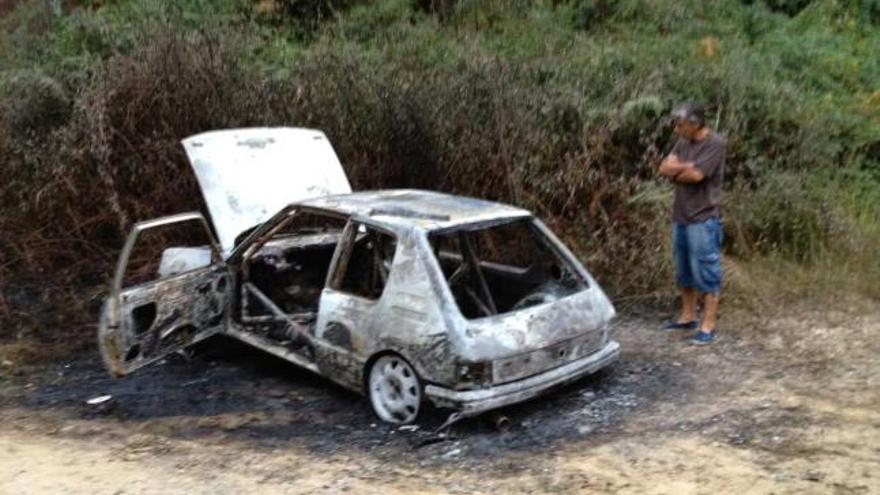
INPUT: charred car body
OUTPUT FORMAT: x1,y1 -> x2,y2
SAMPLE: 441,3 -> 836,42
99,128 -> 619,424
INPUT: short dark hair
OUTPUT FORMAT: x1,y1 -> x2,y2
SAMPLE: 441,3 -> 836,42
671,102 -> 706,127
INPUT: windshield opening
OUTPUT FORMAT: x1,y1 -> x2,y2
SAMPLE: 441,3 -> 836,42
428,218 -> 587,319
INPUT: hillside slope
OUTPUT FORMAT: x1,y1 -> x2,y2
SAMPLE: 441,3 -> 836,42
0,0 -> 878,349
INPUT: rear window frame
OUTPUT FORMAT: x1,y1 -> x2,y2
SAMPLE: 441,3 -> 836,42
426,216 -> 590,320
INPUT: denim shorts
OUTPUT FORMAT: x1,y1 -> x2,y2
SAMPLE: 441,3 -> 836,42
672,217 -> 724,294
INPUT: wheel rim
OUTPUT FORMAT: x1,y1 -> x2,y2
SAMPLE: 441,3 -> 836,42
368,355 -> 421,424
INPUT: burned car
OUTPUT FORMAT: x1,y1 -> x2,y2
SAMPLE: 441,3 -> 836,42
99,128 -> 619,425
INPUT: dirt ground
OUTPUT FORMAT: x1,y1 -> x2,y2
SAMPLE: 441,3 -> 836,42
1,304 -> 878,495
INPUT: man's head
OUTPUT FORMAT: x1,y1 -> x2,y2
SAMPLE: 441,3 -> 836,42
671,102 -> 707,141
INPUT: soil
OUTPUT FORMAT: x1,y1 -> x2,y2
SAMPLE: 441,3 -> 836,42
1,305 -> 878,494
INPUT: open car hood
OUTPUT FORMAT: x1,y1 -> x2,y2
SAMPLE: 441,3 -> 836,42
182,128 -> 352,257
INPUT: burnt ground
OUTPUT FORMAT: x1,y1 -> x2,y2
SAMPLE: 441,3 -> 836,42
1,308 -> 879,494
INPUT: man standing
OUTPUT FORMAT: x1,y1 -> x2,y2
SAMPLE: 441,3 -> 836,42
658,102 -> 726,344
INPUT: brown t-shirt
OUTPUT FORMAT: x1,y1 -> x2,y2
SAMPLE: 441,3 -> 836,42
670,131 -> 727,224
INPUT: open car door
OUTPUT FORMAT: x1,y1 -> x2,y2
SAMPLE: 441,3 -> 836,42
98,212 -> 228,377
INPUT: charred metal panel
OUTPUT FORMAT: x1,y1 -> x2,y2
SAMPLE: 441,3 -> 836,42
425,340 -> 620,418
323,322 -> 352,350
313,227 -> 455,389
99,266 -> 228,377
458,287 -> 614,362
99,211 -> 228,378
312,290 -> 378,389
490,327 -> 608,384
302,190 -> 531,233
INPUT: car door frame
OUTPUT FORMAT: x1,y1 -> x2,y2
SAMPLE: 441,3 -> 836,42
223,205 -> 350,376
99,211 -> 228,377
229,204 -> 349,333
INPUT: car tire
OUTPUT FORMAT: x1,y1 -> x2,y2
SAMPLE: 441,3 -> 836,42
367,353 -> 422,424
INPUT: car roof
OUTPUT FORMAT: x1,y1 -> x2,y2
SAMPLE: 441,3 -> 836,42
297,189 -> 531,232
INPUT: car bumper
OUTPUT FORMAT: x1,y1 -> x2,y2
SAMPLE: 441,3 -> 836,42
425,340 -> 619,418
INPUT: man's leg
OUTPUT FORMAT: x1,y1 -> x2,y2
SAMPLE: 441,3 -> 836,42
679,288 -> 699,323
686,218 -> 724,342
700,293 -> 719,332
673,223 -> 698,324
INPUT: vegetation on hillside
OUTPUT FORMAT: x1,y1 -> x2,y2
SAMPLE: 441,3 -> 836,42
1,0 -> 878,349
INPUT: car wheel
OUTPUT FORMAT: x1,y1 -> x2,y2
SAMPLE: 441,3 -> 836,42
367,354 -> 422,424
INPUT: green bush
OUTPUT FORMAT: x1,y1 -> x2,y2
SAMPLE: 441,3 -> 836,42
726,172 -> 835,262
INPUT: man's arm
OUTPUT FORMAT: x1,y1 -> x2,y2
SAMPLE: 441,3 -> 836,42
673,166 -> 705,183
676,139 -> 726,183
659,154 -> 690,178
658,154 -> 681,177
659,139 -> 685,177
659,154 -> 707,183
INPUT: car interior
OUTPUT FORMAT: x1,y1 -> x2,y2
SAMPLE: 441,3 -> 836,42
241,211 -> 396,342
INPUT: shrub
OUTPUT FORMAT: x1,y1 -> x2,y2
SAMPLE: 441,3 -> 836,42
0,71 -> 71,137
571,0 -> 614,30
726,172 -> 837,262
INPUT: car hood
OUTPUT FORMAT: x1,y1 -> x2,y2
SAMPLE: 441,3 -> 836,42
182,127 -> 352,257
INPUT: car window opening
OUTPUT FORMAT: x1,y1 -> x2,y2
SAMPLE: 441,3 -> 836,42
240,212 -> 397,343
429,219 -> 587,319
123,219 -> 220,288
334,225 -> 397,300
242,211 -> 346,340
